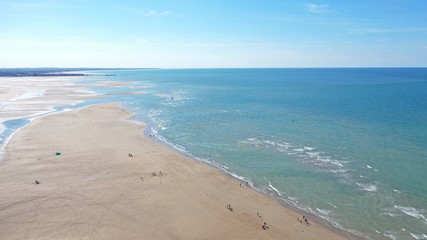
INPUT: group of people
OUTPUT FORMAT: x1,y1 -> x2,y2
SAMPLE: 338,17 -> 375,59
152,171 -> 164,177
297,215 -> 310,225
232,181 -> 313,231
262,222 -> 270,230
239,181 -> 250,187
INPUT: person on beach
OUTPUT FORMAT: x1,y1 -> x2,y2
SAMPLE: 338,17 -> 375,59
227,204 -> 233,211
262,222 -> 269,230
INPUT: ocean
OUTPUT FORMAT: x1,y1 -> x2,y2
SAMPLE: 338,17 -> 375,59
2,68 -> 427,239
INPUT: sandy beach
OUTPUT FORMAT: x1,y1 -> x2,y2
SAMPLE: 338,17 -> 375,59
0,102 -> 352,240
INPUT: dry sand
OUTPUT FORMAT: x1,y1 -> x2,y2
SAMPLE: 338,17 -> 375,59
0,103 -> 352,240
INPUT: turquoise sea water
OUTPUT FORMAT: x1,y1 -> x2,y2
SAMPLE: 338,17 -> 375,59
2,68 -> 427,239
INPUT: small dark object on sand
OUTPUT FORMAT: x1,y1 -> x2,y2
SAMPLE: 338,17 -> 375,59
227,204 -> 233,211
262,222 -> 269,230
34,180 -> 40,184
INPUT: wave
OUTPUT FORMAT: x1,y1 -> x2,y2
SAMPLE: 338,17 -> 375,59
242,137 -> 349,172
356,182 -> 378,192
366,165 -> 379,172
381,212 -> 399,217
327,202 -> 338,209
394,205 -> 426,220
304,146 -> 316,151
383,233 -> 398,240
410,233 -> 427,239
316,208 -> 332,216
240,136 -> 390,197
148,110 -> 170,131
268,181 -> 284,197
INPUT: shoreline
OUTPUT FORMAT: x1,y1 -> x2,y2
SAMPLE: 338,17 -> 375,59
146,120 -> 363,240
0,103 -> 354,240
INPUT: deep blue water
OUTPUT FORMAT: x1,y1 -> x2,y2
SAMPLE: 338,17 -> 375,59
3,68 -> 427,239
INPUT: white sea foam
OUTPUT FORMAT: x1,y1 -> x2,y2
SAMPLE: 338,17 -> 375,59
306,151 -> 320,157
229,172 -> 250,184
383,233 -> 398,240
304,146 -> 316,150
331,169 -> 349,174
394,205 -> 426,220
149,110 -> 170,131
316,208 -> 332,216
356,182 -> 378,192
382,212 -> 399,217
287,152 -> 298,155
287,196 -> 297,201
410,233 -> 427,239
268,182 -> 283,197
327,202 -> 338,209
293,148 -> 305,152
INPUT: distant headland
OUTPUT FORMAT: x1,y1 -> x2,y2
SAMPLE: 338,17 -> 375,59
0,68 -> 154,77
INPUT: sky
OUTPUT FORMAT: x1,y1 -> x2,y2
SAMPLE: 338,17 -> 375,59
1,0 -> 427,68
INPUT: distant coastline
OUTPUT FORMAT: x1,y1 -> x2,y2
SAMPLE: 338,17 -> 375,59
0,68 -> 157,77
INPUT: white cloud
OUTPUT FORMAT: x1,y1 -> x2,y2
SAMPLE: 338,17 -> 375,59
305,3 -> 329,13
144,10 -> 172,17
115,6 -> 173,17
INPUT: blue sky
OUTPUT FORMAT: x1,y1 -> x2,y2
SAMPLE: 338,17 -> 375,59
1,0 -> 426,68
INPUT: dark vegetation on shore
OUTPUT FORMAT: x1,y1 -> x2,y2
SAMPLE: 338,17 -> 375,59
0,68 -> 153,77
